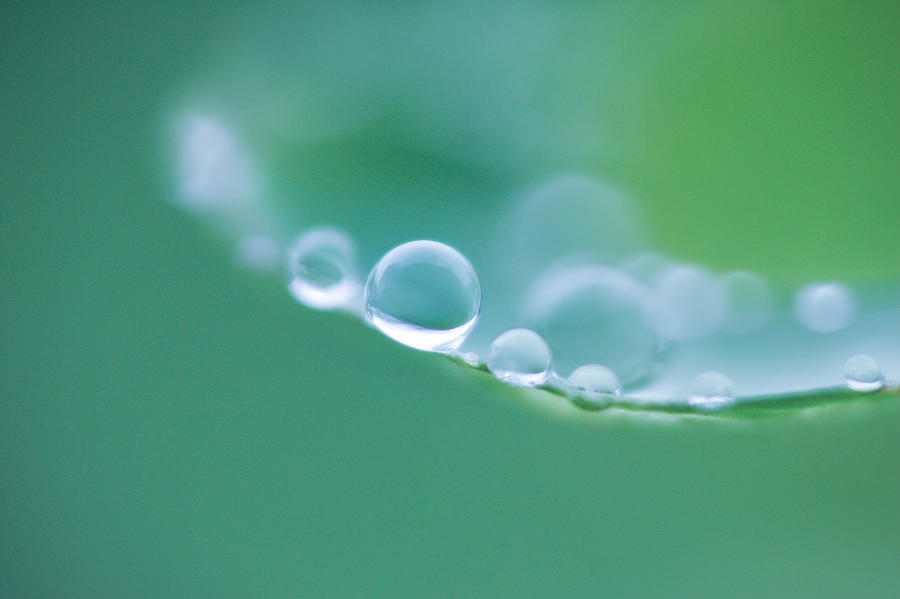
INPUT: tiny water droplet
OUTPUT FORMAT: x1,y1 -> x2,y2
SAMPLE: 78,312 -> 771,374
487,328 -> 552,387
566,364 -> 621,408
461,352 -> 481,367
843,354 -> 885,392
794,282 -> 856,333
688,371 -> 736,412
287,227 -> 359,311
365,240 -> 481,352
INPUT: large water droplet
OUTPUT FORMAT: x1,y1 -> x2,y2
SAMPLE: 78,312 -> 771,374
487,328 -> 552,387
365,240 -> 481,352
287,227 -> 359,311
794,282 -> 856,333
566,364 -> 621,409
522,263 -> 659,384
843,354 -> 885,392
688,371 -> 736,412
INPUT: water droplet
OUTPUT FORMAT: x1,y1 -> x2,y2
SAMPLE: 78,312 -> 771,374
175,113 -> 260,210
234,235 -> 281,272
461,352 -> 481,367
487,328 -> 552,387
365,240 -> 481,352
721,271 -> 774,334
794,282 -> 856,333
287,227 -> 359,311
843,354 -> 885,392
497,174 -> 645,292
522,263 -> 659,383
688,371 -> 736,411
656,265 -> 727,341
621,253 -> 674,285
566,364 -> 621,408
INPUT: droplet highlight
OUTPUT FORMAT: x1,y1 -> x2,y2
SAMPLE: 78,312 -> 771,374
843,354 -> 885,392
365,240 -> 481,352
687,371 -> 736,412
287,227 -> 359,311
487,328 -> 552,387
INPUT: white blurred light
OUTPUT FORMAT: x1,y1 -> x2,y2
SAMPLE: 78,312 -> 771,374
794,282 -> 856,333
176,113 -> 259,210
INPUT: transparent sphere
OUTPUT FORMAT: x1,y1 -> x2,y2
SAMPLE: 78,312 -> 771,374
843,354 -> 885,392
365,240 -> 481,352
487,328 -> 552,387
688,371 -> 736,412
794,282 -> 857,333
522,264 -> 659,383
566,364 -> 621,409
287,227 -> 359,311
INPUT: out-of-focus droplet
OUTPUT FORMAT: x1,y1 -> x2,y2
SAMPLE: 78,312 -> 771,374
656,265 -> 727,341
566,364 -> 621,409
461,352 -> 482,367
522,264 -> 659,384
688,371 -> 736,411
234,235 -> 281,272
175,113 -> 260,209
365,240 -> 481,352
487,328 -> 552,387
721,270 -> 775,334
794,282 -> 856,333
621,253 -> 675,285
843,354 -> 885,392
497,174 -> 645,292
287,227 -> 359,311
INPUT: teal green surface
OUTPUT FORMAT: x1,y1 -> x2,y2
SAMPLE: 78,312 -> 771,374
2,2 -> 899,597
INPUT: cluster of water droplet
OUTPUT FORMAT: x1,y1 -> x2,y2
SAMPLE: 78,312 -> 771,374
170,115 -> 894,414
269,217 -> 894,415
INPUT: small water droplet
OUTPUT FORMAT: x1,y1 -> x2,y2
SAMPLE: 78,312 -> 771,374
461,352 -> 481,367
843,354 -> 885,392
287,227 -> 359,311
566,364 -> 621,408
487,328 -> 552,387
365,240 -> 481,352
794,282 -> 856,333
688,371 -> 736,412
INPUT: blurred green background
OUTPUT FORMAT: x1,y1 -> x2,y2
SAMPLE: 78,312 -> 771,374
2,1 -> 899,597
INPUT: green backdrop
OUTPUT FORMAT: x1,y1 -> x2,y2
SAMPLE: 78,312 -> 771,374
3,2 -> 899,597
